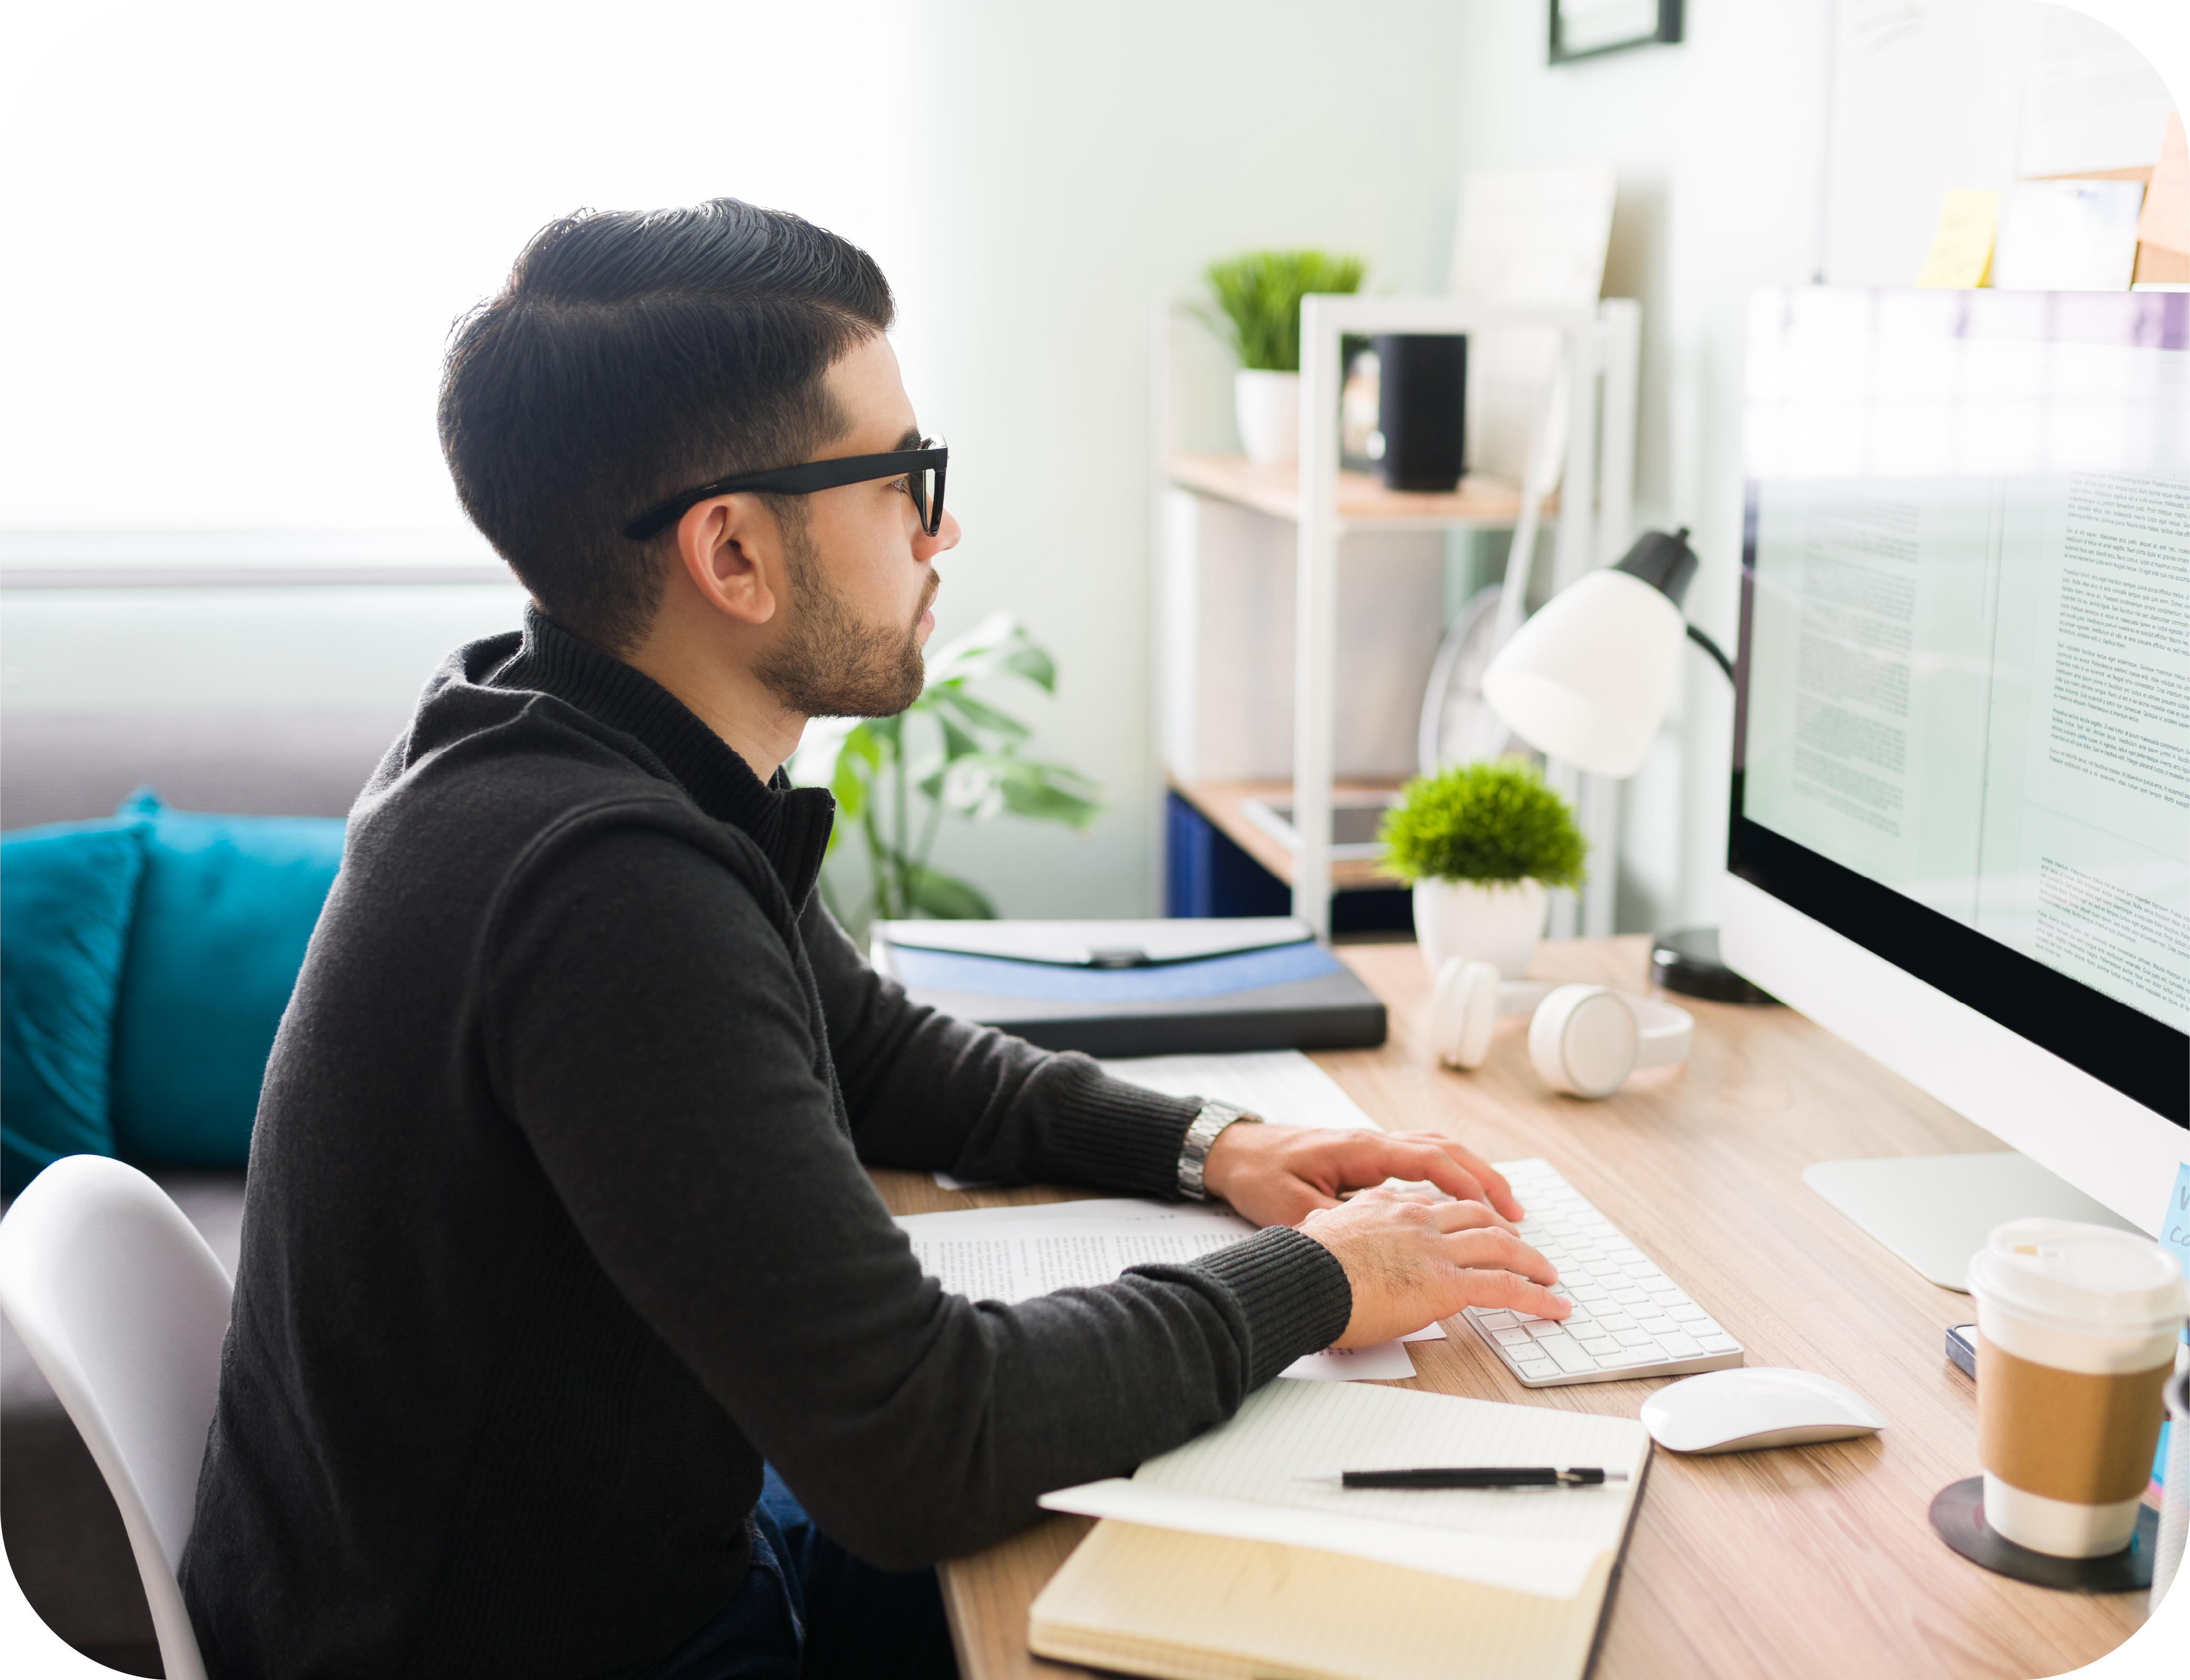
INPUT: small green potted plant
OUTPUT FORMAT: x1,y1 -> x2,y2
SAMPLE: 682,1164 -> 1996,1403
1200,249 -> 1366,468
1379,760 -> 1587,978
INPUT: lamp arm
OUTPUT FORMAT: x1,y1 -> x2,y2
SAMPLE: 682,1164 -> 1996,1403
1686,622 -> 1735,684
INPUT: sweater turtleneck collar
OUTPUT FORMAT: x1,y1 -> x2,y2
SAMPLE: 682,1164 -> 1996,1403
491,605 -> 836,907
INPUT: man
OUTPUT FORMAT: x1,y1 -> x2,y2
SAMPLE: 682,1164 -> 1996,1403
179,199 -> 1567,1679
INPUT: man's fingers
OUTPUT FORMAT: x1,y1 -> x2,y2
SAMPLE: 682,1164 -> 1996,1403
1427,1199 -> 1508,1235
1389,1133 -> 1524,1221
1445,1227 -> 1559,1285
1466,1270 -> 1570,1320
1380,1141 -> 1491,1209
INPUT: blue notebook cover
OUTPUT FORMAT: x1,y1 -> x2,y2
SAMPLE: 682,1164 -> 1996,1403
877,921 -> 1385,1056
885,939 -> 1343,1003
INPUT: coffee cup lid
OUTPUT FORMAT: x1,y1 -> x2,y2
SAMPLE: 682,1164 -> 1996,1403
1966,1219 -> 2187,1332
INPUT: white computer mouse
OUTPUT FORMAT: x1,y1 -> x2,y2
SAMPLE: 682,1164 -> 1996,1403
1638,1367 -> 1887,1454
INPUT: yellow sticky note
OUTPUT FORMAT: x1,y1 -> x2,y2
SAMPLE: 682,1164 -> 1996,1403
2138,110 -> 2188,257
1916,188 -> 1999,288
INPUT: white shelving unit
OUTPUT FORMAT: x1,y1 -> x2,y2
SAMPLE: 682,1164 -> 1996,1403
1153,295 -> 1641,941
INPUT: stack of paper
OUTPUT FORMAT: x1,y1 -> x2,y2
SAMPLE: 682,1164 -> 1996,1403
1031,1377 -> 1652,1680
1097,1049 -> 1380,1131
932,1048 -> 1376,1189
895,1199 -> 1418,1381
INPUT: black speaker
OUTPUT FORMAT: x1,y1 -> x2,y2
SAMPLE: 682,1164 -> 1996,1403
1372,334 -> 1466,492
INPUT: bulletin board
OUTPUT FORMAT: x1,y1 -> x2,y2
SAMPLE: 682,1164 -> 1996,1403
1820,0 -> 2175,287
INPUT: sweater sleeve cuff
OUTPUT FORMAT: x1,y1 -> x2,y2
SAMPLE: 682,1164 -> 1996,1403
1194,1226 -> 1354,1390
1028,1055 -> 1201,1200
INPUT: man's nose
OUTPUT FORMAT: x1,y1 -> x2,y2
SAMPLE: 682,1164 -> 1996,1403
918,508 -> 962,558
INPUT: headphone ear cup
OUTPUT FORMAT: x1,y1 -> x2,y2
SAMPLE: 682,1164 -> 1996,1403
1527,984 -> 1640,1098
1430,958 -> 1501,1070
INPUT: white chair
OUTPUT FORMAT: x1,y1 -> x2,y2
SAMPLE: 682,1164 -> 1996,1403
1,1156 -> 232,1680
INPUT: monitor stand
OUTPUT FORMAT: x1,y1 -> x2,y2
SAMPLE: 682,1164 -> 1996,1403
1802,1153 -> 2143,1292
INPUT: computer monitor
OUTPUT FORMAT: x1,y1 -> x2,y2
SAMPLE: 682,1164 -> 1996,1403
1721,286 -> 2189,1273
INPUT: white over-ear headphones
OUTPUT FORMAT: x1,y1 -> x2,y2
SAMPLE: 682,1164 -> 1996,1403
1430,957 -> 1694,1099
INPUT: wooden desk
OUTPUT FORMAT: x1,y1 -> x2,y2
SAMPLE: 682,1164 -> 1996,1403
870,937 -> 2149,1679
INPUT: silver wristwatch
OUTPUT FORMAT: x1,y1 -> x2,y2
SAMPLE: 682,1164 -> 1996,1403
1176,1100 -> 1260,1201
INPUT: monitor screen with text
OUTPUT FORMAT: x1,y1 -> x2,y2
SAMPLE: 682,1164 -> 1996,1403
1735,288 -> 2188,1116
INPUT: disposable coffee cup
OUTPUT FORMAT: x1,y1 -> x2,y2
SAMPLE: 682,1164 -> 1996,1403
1967,1219 -> 2186,1558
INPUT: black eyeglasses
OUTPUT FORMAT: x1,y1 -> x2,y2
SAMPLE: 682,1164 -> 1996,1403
621,436 -> 948,542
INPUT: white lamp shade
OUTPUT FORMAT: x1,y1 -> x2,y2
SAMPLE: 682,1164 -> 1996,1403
1481,569 -> 1686,777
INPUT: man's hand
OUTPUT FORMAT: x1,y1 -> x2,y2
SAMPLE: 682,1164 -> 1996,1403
1200,1124 -> 1527,1229
1298,1187 -> 1567,1346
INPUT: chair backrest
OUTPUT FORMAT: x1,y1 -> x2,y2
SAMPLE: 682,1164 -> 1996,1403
0,1155 -> 232,1680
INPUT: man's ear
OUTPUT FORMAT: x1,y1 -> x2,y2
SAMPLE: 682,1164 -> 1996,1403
673,496 -> 781,627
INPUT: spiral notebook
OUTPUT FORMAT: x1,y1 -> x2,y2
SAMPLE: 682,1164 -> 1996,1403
1030,1378 -> 1651,1680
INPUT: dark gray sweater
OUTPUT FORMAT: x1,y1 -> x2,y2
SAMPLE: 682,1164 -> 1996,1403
178,609 -> 1352,1680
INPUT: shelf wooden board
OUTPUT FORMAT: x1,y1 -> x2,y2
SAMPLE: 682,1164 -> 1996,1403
1166,452 -> 1551,529
1173,777 -> 1405,891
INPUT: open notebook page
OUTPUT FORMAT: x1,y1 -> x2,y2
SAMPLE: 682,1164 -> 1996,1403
1041,1377 -> 1649,1600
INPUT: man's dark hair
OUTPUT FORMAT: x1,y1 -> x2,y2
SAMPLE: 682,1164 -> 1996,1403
439,199 -> 895,652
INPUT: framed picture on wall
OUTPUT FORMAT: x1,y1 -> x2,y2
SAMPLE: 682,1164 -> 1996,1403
1549,0 -> 1682,65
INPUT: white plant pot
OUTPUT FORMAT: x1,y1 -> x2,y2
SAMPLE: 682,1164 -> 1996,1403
1234,369 -> 1301,468
1413,877 -> 1547,980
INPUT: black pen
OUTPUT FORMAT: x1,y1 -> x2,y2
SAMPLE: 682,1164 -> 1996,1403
1327,1466 -> 1626,1489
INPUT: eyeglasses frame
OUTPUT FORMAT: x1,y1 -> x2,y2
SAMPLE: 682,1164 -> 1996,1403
620,436 -> 948,543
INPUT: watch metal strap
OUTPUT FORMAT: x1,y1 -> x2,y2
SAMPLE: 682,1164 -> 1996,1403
1176,1100 -> 1259,1201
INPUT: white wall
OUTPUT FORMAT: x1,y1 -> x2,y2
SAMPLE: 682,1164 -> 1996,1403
1,0 -> 1472,919
1448,0 -> 1838,935
857,2 -> 1471,915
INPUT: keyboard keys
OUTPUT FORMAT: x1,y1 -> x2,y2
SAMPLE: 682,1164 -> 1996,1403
1541,1339 -> 1596,1373
1470,1160 -> 1745,1386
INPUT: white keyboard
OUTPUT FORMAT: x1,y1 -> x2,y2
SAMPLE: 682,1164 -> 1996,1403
1461,1159 -> 1745,1387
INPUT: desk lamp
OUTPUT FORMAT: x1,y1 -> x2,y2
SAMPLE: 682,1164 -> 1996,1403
1481,527 -> 1769,1003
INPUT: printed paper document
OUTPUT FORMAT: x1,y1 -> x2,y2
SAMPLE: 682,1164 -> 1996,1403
895,1200 -> 1415,1380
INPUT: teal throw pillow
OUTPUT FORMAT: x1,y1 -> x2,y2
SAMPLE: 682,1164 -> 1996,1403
108,791 -> 345,1167
1,817 -> 150,1197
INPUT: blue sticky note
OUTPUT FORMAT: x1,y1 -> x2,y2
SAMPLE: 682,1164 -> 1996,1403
2164,1161 -> 2190,1283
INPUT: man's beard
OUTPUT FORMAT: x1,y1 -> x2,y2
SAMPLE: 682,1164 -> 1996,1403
754,518 -> 933,719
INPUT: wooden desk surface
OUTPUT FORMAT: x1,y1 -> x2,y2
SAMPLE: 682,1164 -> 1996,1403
870,937 -> 2148,1680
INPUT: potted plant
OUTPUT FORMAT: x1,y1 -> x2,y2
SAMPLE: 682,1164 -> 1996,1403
1200,249 -> 1366,468
790,612 -> 1103,936
1379,760 -> 1587,978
